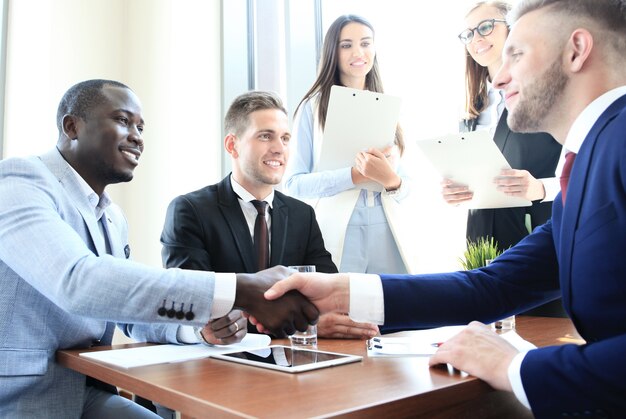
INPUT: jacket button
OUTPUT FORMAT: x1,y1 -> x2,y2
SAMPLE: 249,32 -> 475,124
185,304 -> 195,321
157,299 -> 167,317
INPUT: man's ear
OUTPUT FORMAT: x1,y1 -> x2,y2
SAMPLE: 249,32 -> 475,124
224,134 -> 238,158
62,114 -> 80,141
566,28 -> 593,73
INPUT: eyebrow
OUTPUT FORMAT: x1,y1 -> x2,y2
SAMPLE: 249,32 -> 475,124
339,36 -> 373,43
257,129 -> 291,137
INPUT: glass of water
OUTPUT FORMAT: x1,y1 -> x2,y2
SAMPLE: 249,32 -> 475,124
287,265 -> 318,347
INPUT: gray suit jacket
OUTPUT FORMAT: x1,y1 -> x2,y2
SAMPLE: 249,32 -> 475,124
0,148 -> 215,418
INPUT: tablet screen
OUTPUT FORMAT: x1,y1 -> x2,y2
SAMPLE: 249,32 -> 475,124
212,345 -> 361,373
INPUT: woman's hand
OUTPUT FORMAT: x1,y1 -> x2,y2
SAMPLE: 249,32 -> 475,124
495,169 -> 546,201
354,146 -> 401,190
441,178 -> 474,205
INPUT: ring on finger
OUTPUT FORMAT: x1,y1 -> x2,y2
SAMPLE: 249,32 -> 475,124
234,322 -> 240,332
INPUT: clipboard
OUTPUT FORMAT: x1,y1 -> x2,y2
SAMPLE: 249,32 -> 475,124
318,86 -> 401,190
415,130 -> 532,209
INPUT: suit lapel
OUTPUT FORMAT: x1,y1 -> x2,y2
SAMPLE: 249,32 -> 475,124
559,94 -> 626,301
101,214 -> 124,258
270,194 -> 288,266
40,149 -> 107,256
492,109 -> 510,152
218,176 -> 256,272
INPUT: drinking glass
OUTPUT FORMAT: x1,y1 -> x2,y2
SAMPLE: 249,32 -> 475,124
287,265 -> 318,347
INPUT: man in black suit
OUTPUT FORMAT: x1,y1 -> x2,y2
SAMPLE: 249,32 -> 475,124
161,91 -> 379,340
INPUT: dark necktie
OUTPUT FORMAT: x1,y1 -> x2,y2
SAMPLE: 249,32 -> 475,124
559,151 -> 577,204
251,200 -> 269,271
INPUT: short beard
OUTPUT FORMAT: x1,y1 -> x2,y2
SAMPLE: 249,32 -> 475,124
508,57 -> 568,133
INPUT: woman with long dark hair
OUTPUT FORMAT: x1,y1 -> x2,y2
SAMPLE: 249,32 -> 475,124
284,14 -> 415,275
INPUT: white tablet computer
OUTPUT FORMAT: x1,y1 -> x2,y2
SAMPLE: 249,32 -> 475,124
210,345 -> 362,373
415,130 -> 532,209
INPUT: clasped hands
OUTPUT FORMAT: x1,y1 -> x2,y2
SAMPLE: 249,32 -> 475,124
209,266 -> 378,343
352,145 -> 401,190
254,272 -> 518,392
441,169 -> 546,205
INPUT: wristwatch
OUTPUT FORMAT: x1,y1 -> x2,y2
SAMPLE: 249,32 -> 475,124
385,182 -> 402,196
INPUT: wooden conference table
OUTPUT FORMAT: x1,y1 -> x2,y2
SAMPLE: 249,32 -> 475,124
57,316 -> 581,418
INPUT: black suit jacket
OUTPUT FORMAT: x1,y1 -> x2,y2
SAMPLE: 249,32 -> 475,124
161,175 -> 337,275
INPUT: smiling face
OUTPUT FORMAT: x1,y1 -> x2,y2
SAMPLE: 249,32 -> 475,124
464,5 -> 509,73
494,10 -> 569,135
63,85 -> 145,195
336,22 -> 375,89
227,108 -> 290,198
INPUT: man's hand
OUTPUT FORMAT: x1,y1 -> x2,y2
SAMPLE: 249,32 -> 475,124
428,321 -> 518,391
200,310 -> 247,345
318,312 -> 379,339
495,169 -> 545,201
441,178 -> 473,205
264,272 -> 350,314
234,266 -> 319,337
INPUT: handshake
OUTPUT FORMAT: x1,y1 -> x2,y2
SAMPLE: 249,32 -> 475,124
200,266 -> 350,342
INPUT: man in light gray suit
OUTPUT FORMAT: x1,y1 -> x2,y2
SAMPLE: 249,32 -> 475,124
0,79 -> 318,418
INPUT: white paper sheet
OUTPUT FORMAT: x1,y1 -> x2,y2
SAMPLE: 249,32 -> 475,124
367,326 -> 536,357
319,86 -> 402,191
415,131 -> 532,209
79,334 -> 271,369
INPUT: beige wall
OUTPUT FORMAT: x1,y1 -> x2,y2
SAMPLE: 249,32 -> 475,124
4,0 -> 224,267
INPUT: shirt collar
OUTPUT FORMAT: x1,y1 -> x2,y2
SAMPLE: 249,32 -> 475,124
564,86 -> 626,154
230,174 -> 274,209
67,164 -> 111,219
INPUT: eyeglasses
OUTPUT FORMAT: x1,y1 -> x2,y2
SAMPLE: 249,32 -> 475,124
458,19 -> 507,45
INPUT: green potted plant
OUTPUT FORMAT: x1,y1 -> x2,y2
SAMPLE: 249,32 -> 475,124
460,237 -> 515,330
459,236 -> 502,270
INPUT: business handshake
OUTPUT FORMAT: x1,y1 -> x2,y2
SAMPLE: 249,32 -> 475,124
232,266 -> 349,337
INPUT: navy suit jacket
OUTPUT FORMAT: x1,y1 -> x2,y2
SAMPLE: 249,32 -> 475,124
380,94 -> 626,418
161,175 -> 337,274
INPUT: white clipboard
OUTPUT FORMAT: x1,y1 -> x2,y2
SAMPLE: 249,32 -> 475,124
415,130 -> 532,209
319,86 -> 401,190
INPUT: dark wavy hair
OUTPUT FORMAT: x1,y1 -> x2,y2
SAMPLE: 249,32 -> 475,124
295,14 -> 404,155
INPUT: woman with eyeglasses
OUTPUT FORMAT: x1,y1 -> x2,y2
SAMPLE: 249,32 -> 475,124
284,15 -> 415,277
444,1 -> 564,316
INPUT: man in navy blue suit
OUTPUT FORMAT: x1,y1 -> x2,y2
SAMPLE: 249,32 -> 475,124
262,1 -> 626,417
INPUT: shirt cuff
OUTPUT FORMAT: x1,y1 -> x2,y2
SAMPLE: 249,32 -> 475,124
348,273 -> 384,324
507,351 -> 531,410
539,177 -> 559,203
211,272 -> 236,318
384,178 -> 409,202
176,325 -> 201,344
